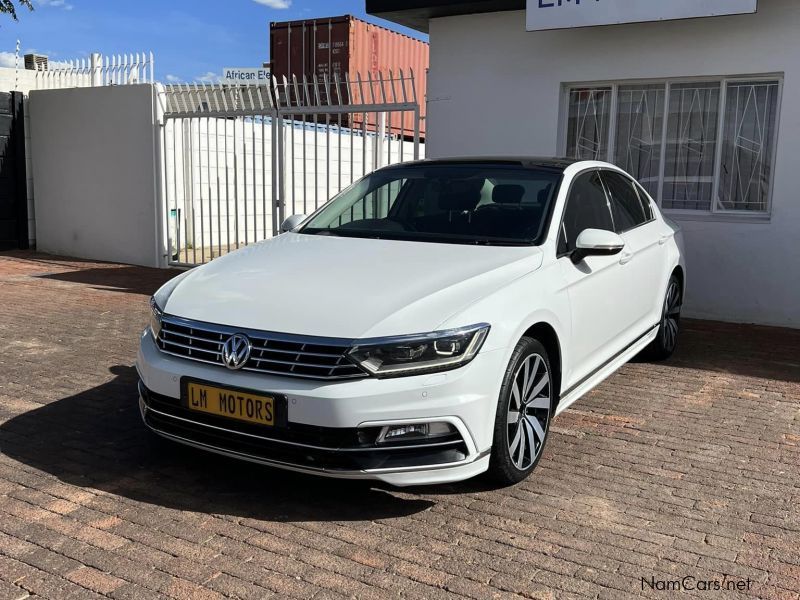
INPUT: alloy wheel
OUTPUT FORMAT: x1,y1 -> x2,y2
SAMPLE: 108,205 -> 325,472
506,354 -> 551,471
661,279 -> 682,352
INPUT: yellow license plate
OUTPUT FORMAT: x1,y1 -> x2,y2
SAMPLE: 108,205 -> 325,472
186,382 -> 275,427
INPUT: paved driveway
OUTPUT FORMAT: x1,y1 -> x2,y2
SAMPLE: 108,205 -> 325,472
0,252 -> 798,600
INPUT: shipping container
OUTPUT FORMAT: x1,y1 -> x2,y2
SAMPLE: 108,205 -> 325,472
270,15 -> 428,139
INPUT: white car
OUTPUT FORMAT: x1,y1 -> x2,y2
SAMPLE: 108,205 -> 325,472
137,158 -> 684,487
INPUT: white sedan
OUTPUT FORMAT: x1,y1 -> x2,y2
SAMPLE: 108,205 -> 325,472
137,158 -> 685,486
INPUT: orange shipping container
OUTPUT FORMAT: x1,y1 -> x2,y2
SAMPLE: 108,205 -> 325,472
270,15 -> 428,139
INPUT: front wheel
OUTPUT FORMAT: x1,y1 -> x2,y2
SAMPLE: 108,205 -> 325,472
488,338 -> 554,486
644,274 -> 682,361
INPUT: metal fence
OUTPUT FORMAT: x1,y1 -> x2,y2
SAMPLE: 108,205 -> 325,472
160,71 -> 423,266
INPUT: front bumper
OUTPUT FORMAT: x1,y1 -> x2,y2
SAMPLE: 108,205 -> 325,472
136,329 -> 504,486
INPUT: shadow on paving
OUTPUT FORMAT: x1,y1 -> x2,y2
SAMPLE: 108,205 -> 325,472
668,319 -> 800,384
0,366 -> 434,521
34,266 -> 180,297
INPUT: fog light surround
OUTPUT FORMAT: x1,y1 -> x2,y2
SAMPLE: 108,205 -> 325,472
377,422 -> 457,445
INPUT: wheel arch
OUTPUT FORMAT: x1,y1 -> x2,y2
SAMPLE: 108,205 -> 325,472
671,264 -> 686,298
521,322 -> 563,408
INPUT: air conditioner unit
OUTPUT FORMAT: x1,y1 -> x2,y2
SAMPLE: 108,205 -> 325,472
24,54 -> 49,71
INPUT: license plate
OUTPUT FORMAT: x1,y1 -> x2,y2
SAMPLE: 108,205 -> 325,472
186,382 -> 275,427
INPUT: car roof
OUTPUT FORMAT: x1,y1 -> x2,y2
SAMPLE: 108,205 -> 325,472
380,156 -> 581,172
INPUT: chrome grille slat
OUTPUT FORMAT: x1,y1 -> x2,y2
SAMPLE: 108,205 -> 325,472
252,357 -> 346,370
250,345 -> 343,359
240,366 -> 365,380
163,330 -> 224,344
157,316 -> 366,381
161,339 -> 222,357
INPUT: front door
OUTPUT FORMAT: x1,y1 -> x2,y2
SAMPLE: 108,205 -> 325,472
600,170 -> 667,335
556,170 -> 636,390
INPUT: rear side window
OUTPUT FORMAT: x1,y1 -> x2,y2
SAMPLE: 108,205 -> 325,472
634,181 -> 656,222
559,170 -> 614,254
601,171 -> 649,232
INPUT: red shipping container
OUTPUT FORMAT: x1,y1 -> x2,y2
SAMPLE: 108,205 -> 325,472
270,15 -> 428,140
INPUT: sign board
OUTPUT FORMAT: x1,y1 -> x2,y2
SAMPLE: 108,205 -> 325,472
222,68 -> 272,85
527,0 -> 758,31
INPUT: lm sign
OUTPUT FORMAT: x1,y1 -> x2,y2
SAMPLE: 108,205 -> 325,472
527,0 -> 758,31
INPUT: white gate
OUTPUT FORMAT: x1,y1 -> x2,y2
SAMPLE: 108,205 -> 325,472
160,71 -> 423,267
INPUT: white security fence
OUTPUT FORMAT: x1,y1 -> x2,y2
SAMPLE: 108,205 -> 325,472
30,52 -> 154,91
160,72 -> 424,266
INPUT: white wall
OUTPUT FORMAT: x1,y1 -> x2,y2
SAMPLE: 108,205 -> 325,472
427,0 -> 800,327
29,84 -> 161,267
0,67 -> 40,96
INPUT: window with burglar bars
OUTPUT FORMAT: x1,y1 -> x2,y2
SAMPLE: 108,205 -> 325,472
564,77 -> 782,215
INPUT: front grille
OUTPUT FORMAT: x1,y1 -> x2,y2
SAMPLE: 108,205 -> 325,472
156,315 -> 366,380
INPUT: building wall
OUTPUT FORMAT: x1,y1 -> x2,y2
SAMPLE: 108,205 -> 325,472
29,84 -> 162,267
426,0 -> 800,327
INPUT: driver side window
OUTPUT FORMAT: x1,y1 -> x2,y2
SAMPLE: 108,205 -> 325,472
558,171 -> 614,255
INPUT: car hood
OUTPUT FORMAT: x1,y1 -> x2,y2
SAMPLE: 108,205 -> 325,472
164,233 -> 543,339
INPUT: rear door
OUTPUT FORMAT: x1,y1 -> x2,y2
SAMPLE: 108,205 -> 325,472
600,170 -> 666,335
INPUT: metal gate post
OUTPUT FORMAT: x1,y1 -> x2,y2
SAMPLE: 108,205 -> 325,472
272,111 -> 286,236
413,105 -> 421,161
375,112 -> 386,170
276,113 -> 286,230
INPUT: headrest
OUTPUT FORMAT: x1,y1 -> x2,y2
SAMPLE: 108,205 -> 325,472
439,180 -> 484,211
492,185 -> 525,205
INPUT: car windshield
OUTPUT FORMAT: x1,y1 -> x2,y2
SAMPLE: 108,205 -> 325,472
299,164 -> 563,246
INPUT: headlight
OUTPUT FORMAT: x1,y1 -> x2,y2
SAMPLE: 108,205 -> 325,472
347,324 -> 490,378
148,270 -> 192,338
149,296 -> 163,339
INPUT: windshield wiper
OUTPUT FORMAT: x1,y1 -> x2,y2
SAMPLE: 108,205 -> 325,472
305,229 -> 387,241
468,239 -> 532,247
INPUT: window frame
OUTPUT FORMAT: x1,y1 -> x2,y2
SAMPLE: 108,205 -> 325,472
598,169 -> 655,234
556,167 -> 616,258
560,74 -> 784,221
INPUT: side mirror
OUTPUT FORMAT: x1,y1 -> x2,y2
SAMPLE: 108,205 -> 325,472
280,214 -> 307,234
571,229 -> 625,264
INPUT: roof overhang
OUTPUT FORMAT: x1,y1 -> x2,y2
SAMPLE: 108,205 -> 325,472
365,0 -> 525,33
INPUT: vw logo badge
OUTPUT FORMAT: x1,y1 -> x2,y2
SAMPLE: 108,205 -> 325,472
221,334 -> 252,371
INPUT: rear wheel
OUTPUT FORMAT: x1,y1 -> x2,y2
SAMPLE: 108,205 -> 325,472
644,274 -> 682,360
488,338 -> 553,486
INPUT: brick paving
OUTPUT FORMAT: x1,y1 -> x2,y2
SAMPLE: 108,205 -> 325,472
0,250 -> 798,600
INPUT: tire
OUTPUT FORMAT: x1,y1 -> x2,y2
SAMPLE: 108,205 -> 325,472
644,274 -> 682,361
488,337 -> 554,486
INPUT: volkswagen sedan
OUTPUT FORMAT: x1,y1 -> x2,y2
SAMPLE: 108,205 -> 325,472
137,158 -> 685,486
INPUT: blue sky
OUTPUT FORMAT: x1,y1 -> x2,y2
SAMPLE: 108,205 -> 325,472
0,0 -> 426,82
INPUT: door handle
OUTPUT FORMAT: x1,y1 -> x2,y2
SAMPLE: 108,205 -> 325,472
619,252 -> 634,265
659,234 -> 672,246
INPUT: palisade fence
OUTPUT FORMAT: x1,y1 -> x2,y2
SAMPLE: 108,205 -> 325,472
160,71 -> 424,267
29,52 -> 155,90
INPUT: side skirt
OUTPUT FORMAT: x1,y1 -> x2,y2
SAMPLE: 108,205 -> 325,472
554,324 -> 659,417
